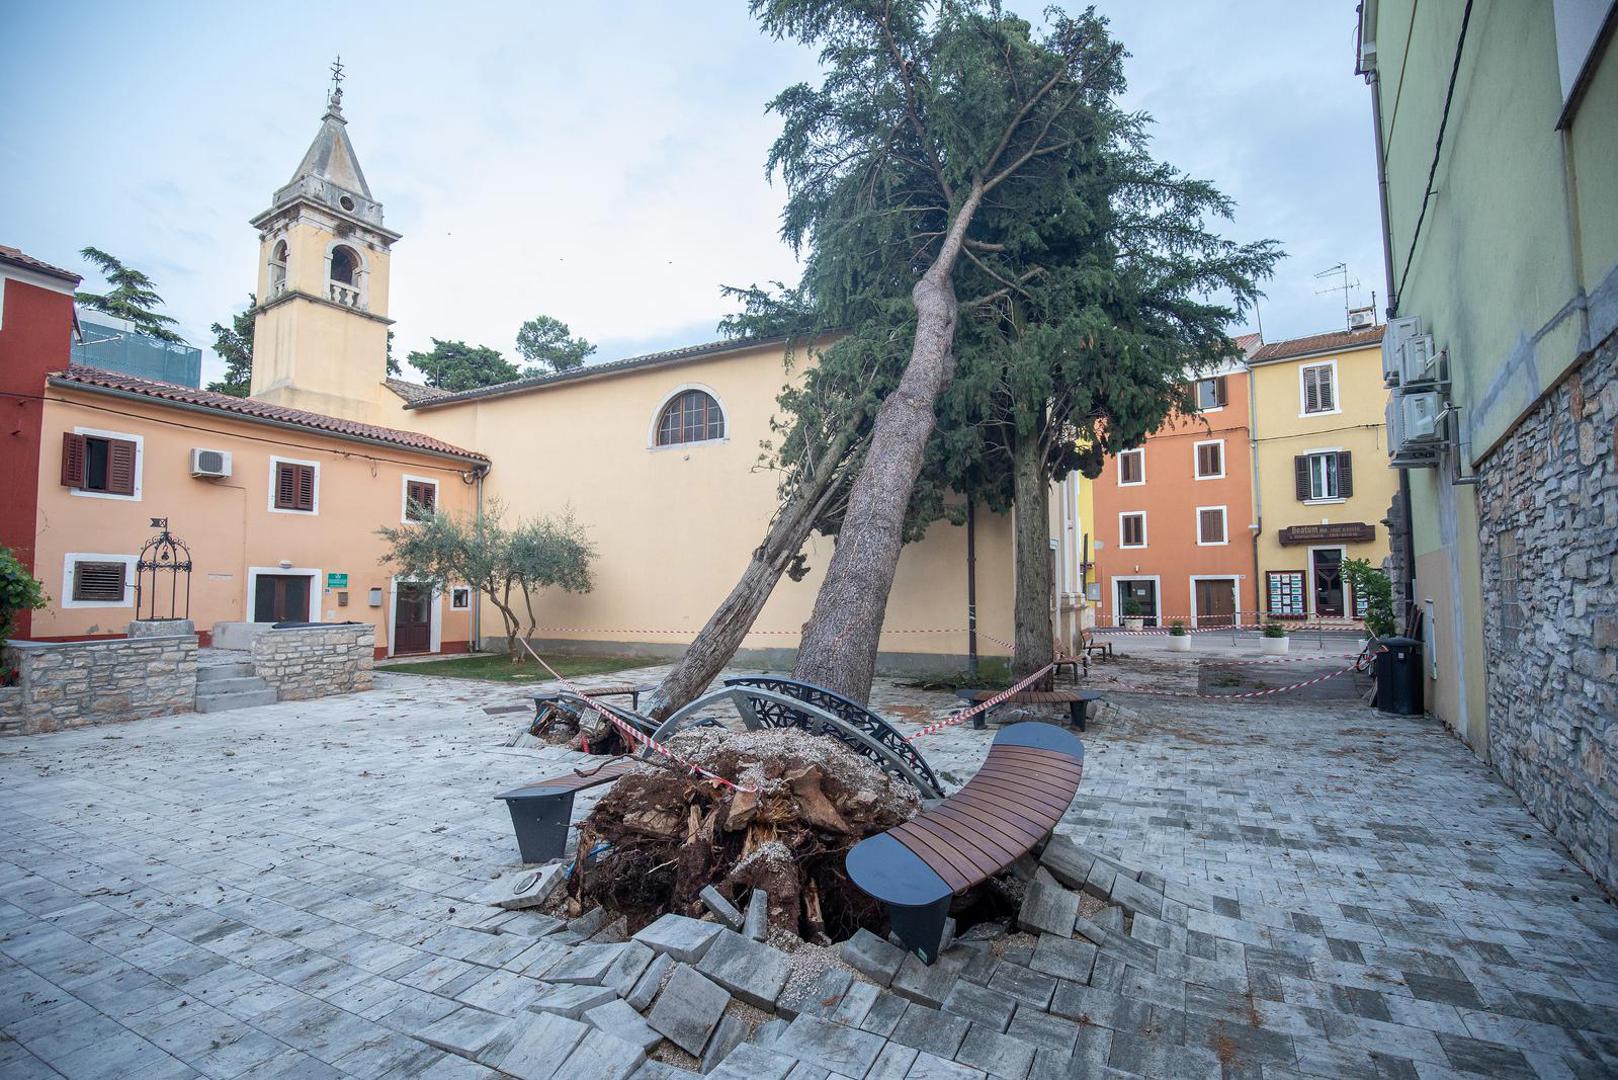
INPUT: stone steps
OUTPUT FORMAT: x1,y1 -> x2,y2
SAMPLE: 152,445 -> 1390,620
195,675 -> 277,713
196,660 -> 255,682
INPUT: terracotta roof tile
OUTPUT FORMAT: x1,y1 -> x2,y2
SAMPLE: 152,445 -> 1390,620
51,366 -> 487,462
1249,324 -> 1385,363
0,244 -> 81,284
383,377 -> 450,404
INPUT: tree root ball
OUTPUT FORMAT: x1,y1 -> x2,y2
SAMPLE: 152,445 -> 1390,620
573,728 -> 921,941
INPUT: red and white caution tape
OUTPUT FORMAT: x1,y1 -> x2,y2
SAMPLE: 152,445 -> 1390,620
1200,652 -> 1363,666
518,638 -> 758,794
907,662 -> 1057,739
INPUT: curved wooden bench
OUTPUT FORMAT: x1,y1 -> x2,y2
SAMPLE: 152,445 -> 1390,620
494,757 -> 639,863
846,722 -> 1084,963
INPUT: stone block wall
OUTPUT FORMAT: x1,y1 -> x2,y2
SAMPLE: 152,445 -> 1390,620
250,623 -> 375,701
1,635 -> 198,734
1477,336 -> 1617,893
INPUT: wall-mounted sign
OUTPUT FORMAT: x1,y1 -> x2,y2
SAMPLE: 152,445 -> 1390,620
1277,522 -> 1375,546
1266,570 -> 1306,617
326,572 -> 349,588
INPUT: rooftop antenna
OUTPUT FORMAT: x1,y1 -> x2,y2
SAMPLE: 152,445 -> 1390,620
1314,263 -> 1361,331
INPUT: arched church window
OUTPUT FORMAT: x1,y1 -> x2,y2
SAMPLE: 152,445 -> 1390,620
329,245 -> 360,286
268,241 -> 288,296
655,389 -> 725,446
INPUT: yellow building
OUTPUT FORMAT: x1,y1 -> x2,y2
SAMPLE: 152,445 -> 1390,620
1248,324 -> 1397,621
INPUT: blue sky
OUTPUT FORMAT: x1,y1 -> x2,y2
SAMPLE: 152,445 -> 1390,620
0,2 -> 1382,385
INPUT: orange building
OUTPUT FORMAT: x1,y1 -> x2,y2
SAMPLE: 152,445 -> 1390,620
1092,348 -> 1259,628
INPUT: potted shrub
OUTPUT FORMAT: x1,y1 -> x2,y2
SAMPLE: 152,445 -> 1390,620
1341,558 -> 1397,644
1166,619 -> 1190,651
1121,598 -> 1145,632
1260,620 -> 1290,655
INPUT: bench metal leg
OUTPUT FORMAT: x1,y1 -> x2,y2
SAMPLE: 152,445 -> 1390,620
502,791 -> 575,863
1068,701 -> 1086,732
887,896 -> 953,965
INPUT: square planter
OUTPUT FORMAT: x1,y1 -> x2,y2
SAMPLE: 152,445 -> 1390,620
1260,636 -> 1290,655
1167,635 -> 1191,651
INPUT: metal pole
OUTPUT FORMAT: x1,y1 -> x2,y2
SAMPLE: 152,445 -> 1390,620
967,500 -> 979,679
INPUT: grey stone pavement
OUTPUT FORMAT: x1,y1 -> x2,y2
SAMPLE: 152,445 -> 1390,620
0,650 -> 1614,1079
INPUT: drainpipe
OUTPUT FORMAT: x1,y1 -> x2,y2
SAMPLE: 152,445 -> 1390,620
1247,361 -> 1263,623
472,465 -> 487,651
966,500 -> 979,679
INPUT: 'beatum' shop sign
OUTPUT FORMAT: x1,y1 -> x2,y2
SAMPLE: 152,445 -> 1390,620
1278,522 -> 1376,545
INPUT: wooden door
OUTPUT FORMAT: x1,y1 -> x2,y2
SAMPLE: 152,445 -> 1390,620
1195,579 -> 1236,627
254,575 -> 310,622
1312,550 -> 1345,617
393,582 -> 433,655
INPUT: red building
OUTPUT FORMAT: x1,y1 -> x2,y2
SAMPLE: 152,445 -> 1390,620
0,246 -> 81,639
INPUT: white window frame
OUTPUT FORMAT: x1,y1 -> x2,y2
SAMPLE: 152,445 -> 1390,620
1304,448 -> 1346,504
267,456 -> 321,515
647,383 -> 730,451
1192,438 -> 1226,480
69,426 -> 145,502
1118,511 -> 1148,549
449,586 -> 473,611
400,474 -> 440,524
1299,360 -> 1341,417
1188,575 -> 1242,629
1116,448 -> 1145,487
1194,376 -> 1227,413
244,566 -> 322,623
1195,505 -> 1229,547
60,553 -> 138,609
1111,575 -> 1162,627
388,575 -> 443,658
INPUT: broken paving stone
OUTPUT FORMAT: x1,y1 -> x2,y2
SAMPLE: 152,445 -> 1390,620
487,1010 -> 590,1079
942,980 -> 1018,1033
1018,867 -> 1079,938
1082,857 -> 1118,901
839,927 -> 905,988
907,1049 -> 987,1080
585,998 -> 662,1053
567,905 -> 611,938
479,865 -> 566,910
556,1027 -> 646,1080
632,913 -> 725,963
697,929 -> 793,1011
891,946 -> 971,1008
528,982 -> 618,1019
709,1043 -> 799,1080
701,885 -> 746,930
1108,872 -> 1164,919
625,951 -> 672,1012
511,939 -> 570,977
645,963 -> 730,1056
772,1014 -> 888,1077
955,1023 -> 1038,1079
541,942 -> 626,985
752,1017 -> 788,1047
627,1062 -> 693,1080
867,1041 -> 921,1080
745,889 -> 770,941
701,1013 -> 751,1073
780,965 -> 854,1020
603,940 -> 655,997
889,1002 -> 970,1058
589,915 -> 631,943
416,1006 -> 520,1062
1028,934 -> 1097,985
1037,835 -> 1094,891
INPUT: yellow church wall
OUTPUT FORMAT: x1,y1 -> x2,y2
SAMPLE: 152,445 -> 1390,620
31,387 -> 477,653
399,342 -> 1018,667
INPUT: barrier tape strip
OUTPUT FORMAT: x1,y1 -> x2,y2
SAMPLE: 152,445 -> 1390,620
1115,646 -> 1387,701
519,638 -> 759,794
908,662 -> 1058,739
1200,652 -> 1362,666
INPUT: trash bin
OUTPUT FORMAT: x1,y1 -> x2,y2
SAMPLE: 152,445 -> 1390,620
1374,636 -> 1423,715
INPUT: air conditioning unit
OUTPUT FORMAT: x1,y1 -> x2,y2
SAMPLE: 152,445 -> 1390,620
1399,391 -> 1444,443
1399,334 -> 1438,385
1348,306 -> 1376,330
190,448 -> 232,478
1382,315 -> 1421,386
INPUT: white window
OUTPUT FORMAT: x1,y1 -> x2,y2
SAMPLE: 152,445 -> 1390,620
1193,440 -> 1225,479
401,475 -> 439,523
1196,506 -> 1228,546
1300,362 -> 1338,415
1117,449 -> 1145,486
63,427 -> 143,501
450,586 -> 472,611
61,553 -> 137,609
1119,512 -> 1147,548
1195,376 -> 1227,411
1297,451 -> 1354,502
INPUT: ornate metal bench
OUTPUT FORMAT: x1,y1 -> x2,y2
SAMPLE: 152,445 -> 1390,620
845,722 -> 1084,963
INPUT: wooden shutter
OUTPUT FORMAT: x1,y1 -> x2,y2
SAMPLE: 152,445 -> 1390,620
1197,443 -> 1221,477
1303,368 -> 1319,413
61,432 -> 87,487
1294,455 -> 1311,501
295,465 -> 315,511
106,439 -> 137,496
275,463 -> 297,509
72,560 -> 125,602
1211,376 -> 1227,407
1317,367 -> 1335,411
406,480 -> 435,520
1337,451 -> 1354,498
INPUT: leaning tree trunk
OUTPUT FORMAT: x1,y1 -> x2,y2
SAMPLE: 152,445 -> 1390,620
643,431 -> 856,720
792,183 -> 985,703
1011,434 -> 1055,681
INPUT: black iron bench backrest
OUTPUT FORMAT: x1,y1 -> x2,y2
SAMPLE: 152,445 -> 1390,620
723,676 -> 944,798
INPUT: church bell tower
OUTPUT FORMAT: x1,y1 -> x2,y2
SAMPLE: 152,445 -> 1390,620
249,60 -> 400,423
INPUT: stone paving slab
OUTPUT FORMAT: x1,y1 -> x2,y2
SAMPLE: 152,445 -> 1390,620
1,665 -> 1616,1079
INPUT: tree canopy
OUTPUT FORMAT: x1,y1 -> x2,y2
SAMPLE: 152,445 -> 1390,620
516,314 -> 595,374
206,294 -> 255,397
406,339 -> 522,391
75,247 -> 186,344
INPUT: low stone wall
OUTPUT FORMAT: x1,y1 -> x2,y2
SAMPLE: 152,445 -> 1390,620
1,635 -> 198,734
251,623 -> 375,701
1477,335 -> 1618,893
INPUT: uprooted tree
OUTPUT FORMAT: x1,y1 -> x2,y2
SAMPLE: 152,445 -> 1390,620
646,0 -> 1275,713
377,499 -> 595,658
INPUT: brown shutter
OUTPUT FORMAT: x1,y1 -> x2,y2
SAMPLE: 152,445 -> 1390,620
295,465 -> 316,511
275,463 -> 297,509
61,432 -> 87,487
1294,455 -> 1311,501
1214,376 -> 1228,407
1319,369 -> 1335,411
72,560 -> 126,602
106,439 -> 137,496
1337,451 -> 1354,498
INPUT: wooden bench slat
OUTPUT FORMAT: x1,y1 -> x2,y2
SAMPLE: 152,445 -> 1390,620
520,759 -> 636,795
951,779 -> 1071,829
915,807 -> 1022,864
985,744 -> 1088,770
890,821 -> 978,891
928,800 -> 1041,853
901,815 -> 1007,878
975,754 -> 1085,789
965,772 -> 1078,817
